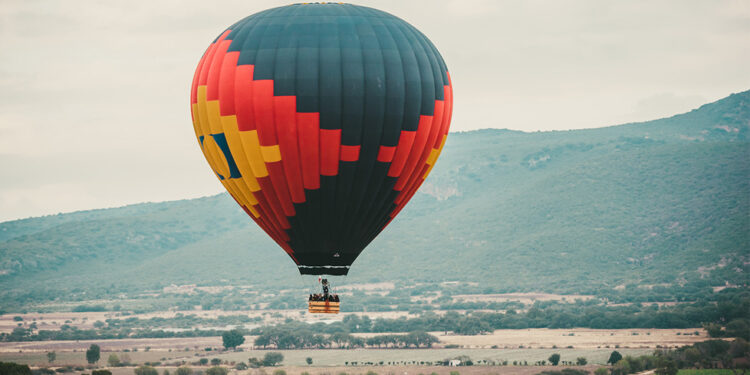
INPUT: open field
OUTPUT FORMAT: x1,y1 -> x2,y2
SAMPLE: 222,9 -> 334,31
0,327 -> 708,355
1,347 -> 650,367
431,328 -> 707,349
95,365 -> 607,375
0,310 -> 418,334
677,370 -> 736,375
451,293 -> 595,304
2,364 -> 609,375
0,328 -> 709,367
212,348 -> 652,366
0,328 -> 707,354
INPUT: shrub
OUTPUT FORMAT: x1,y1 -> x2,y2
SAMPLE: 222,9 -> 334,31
205,367 -> 227,375
0,362 -> 32,375
134,366 -> 158,375
263,352 -> 284,366
536,370 -> 589,375
107,354 -> 120,367
549,354 -> 561,366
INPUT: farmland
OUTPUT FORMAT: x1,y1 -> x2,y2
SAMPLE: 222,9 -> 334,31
0,345 -> 651,367
0,327 -> 710,368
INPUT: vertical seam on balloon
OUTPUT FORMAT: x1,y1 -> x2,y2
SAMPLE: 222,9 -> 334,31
341,13 -> 390,251
335,4 -> 367,255
253,14 -> 298,223
280,13 -> 315,254
222,12 -> 294,253
237,14 -> 296,240
395,26 -> 447,201
278,7 -> 306,205
356,16 -> 407,244
338,0 -> 372,254
204,39 -> 259,212
217,52 -> 263,205
392,23 -> 437,192
355,18 -> 415,245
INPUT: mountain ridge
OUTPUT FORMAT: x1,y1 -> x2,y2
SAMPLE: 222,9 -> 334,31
1,90 -> 748,309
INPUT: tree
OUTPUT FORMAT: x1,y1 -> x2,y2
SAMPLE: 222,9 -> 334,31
594,368 -> 608,375
536,370 -> 588,375
210,358 -> 221,366
607,351 -> 622,365
163,370 -> 170,375
120,354 -> 132,366
248,358 -> 262,368
107,354 -> 120,367
175,366 -> 192,375
612,360 -> 630,375
704,323 -> 723,337
205,367 -> 228,375
47,352 -> 56,363
222,329 -> 245,350
86,344 -> 101,364
135,366 -> 159,375
199,358 -> 208,365
92,371 -> 112,375
549,354 -> 561,366
306,357 -> 313,365
235,363 -> 248,370
654,357 -> 677,375
576,357 -> 587,366
263,352 -> 284,366
0,362 -> 31,375
726,319 -> 750,340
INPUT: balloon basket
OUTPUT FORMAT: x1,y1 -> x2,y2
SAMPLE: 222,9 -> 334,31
308,300 -> 340,314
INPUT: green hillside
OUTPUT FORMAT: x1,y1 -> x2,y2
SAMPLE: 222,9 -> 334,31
1,91 -> 748,309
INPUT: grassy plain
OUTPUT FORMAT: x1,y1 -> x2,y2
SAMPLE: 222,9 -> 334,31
676,370 -> 736,375
1,347 -> 649,366
0,327 -> 711,368
38,365 -> 607,375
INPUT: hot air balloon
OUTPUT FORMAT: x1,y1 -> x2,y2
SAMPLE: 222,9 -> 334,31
190,3 -> 452,313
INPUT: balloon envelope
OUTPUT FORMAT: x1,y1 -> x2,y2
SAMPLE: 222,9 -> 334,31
190,3 -> 453,275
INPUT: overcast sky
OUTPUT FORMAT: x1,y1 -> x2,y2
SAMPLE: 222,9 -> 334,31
1,0 -> 748,222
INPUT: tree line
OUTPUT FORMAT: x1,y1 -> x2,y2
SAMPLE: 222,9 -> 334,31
2,289 -> 746,343
250,324 -> 438,349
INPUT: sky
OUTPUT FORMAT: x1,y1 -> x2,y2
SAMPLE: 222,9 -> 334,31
0,0 -> 748,222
